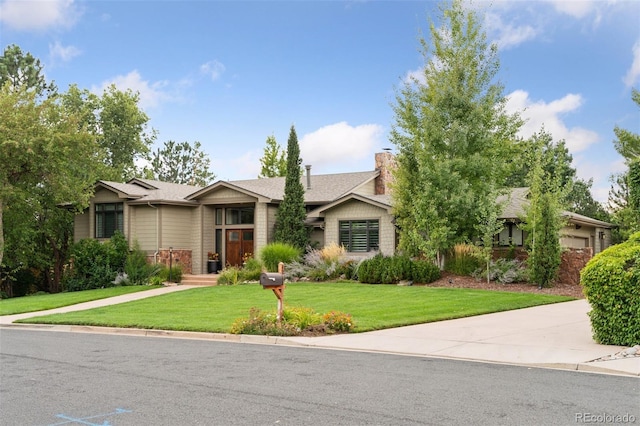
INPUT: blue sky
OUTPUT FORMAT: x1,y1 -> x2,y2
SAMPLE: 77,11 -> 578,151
1,0 -> 639,203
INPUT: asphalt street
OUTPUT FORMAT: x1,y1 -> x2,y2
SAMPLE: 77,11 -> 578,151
1,328 -> 638,426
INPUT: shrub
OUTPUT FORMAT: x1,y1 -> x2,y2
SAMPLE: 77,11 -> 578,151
357,254 -> 385,284
125,242 -> 161,285
580,232 -> 640,346
283,260 -> 311,280
240,258 -> 263,282
319,242 -> 345,262
323,311 -> 354,332
357,254 -> 440,284
472,258 -> 527,284
157,264 -> 183,284
230,307 -> 299,336
260,242 -> 301,272
230,307 -> 352,335
217,266 -> 241,285
445,244 -> 483,276
283,306 -> 323,330
410,259 -> 441,284
63,233 -> 130,291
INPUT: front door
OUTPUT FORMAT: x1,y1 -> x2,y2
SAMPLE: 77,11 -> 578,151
225,229 -> 254,267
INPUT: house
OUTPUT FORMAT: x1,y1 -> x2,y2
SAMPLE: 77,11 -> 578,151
496,187 -> 614,255
73,152 -> 398,274
74,151 -> 613,276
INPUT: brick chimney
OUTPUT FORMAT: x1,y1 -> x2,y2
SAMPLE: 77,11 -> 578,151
374,151 -> 396,195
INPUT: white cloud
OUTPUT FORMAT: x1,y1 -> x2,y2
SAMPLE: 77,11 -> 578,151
48,41 -> 81,64
403,67 -> 426,86
91,70 -> 170,110
545,0 -> 596,19
299,122 -> 384,171
623,40 -> 640,88
0,0 -> 81,31
200,60 -> 226,81
505,90 -> 599,153
484,12 -> 539,50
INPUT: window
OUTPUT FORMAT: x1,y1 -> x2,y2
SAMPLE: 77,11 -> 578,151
339,220 -> 379,252
225,207 -> 254,225
95,203 -> 124,238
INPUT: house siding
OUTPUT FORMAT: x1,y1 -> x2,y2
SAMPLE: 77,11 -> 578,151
73,212 -> 90,242
323,199 -> 395,256
160,205 -> 194,250
199,187 -> 255,204
129,205 -> 158,253
254,203 -> 269,254
353,179 -> 375,196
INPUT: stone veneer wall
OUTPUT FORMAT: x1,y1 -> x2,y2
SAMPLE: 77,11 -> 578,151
492,247 -> 592,286
374,152 -> 396,195
157,249 -> 192,274
557,247 -> 592,286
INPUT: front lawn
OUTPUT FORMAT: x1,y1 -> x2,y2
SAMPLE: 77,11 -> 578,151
0,285 -> 162,316
15,282 -> 574,332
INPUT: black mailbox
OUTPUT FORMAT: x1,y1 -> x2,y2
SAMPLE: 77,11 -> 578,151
260,272 -> 284,287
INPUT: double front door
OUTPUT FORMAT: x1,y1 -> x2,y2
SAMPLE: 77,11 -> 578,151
225,229 -> 254,267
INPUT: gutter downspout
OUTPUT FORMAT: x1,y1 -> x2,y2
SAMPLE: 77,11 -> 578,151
148,202 -> 159,263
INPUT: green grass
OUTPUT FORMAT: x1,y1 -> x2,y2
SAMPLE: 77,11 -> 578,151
0,285 -> 162,316
15,282 -> 574,333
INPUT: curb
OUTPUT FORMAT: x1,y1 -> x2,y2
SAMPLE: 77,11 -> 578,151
2,323 -> 637,378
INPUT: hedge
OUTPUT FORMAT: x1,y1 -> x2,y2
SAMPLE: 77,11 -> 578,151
580,232 -> 640,346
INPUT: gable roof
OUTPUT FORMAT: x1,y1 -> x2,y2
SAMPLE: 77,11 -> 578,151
188,170 -> 379,204
96,178 -> 202,205
307,193 -> 392,218
96,170 -> 380,206
498,187 -> 613,228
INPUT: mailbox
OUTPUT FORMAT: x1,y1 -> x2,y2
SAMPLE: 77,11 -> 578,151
260,272 -> 284,288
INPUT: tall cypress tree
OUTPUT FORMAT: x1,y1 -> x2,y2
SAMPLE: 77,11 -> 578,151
273,125 -> 309,250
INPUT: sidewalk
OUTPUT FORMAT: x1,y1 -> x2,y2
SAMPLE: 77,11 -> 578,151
1,287 -> 638,377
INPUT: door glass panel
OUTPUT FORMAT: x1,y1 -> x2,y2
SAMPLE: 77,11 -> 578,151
229,231 -> 240,241
243,230 -> 253,240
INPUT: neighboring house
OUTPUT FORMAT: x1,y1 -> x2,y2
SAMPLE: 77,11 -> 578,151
73,152 -> 397,274
496,187 -> 614,255
74,152 -> 613,275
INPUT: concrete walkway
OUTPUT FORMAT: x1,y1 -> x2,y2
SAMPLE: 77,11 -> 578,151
1,286 -> 638,377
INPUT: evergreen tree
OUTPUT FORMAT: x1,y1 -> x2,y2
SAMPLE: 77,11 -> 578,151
259,135 -> 287,178
149,140 -> 216,186
522,146 -> 563,288
273,126 -> 309,250
390,0 -> 521,267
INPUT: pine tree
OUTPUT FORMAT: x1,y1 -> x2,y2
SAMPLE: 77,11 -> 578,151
273,126 -> 309,250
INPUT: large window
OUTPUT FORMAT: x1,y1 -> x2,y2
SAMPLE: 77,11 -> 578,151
339,220 -> 379,252
225,207 -> 254,225
95,203 -> 124,238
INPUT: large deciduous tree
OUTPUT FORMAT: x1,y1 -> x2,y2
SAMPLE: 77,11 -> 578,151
259,135 -> 287,178
273,125 -> 309,250
390,0 -> 521,267
609,88 -> 640,241
149,140 -> 216,186
0,85 -> 99,292
60,84 -> 155,182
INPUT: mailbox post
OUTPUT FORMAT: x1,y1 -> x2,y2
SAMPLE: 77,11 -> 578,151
260,262 -> 285,325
